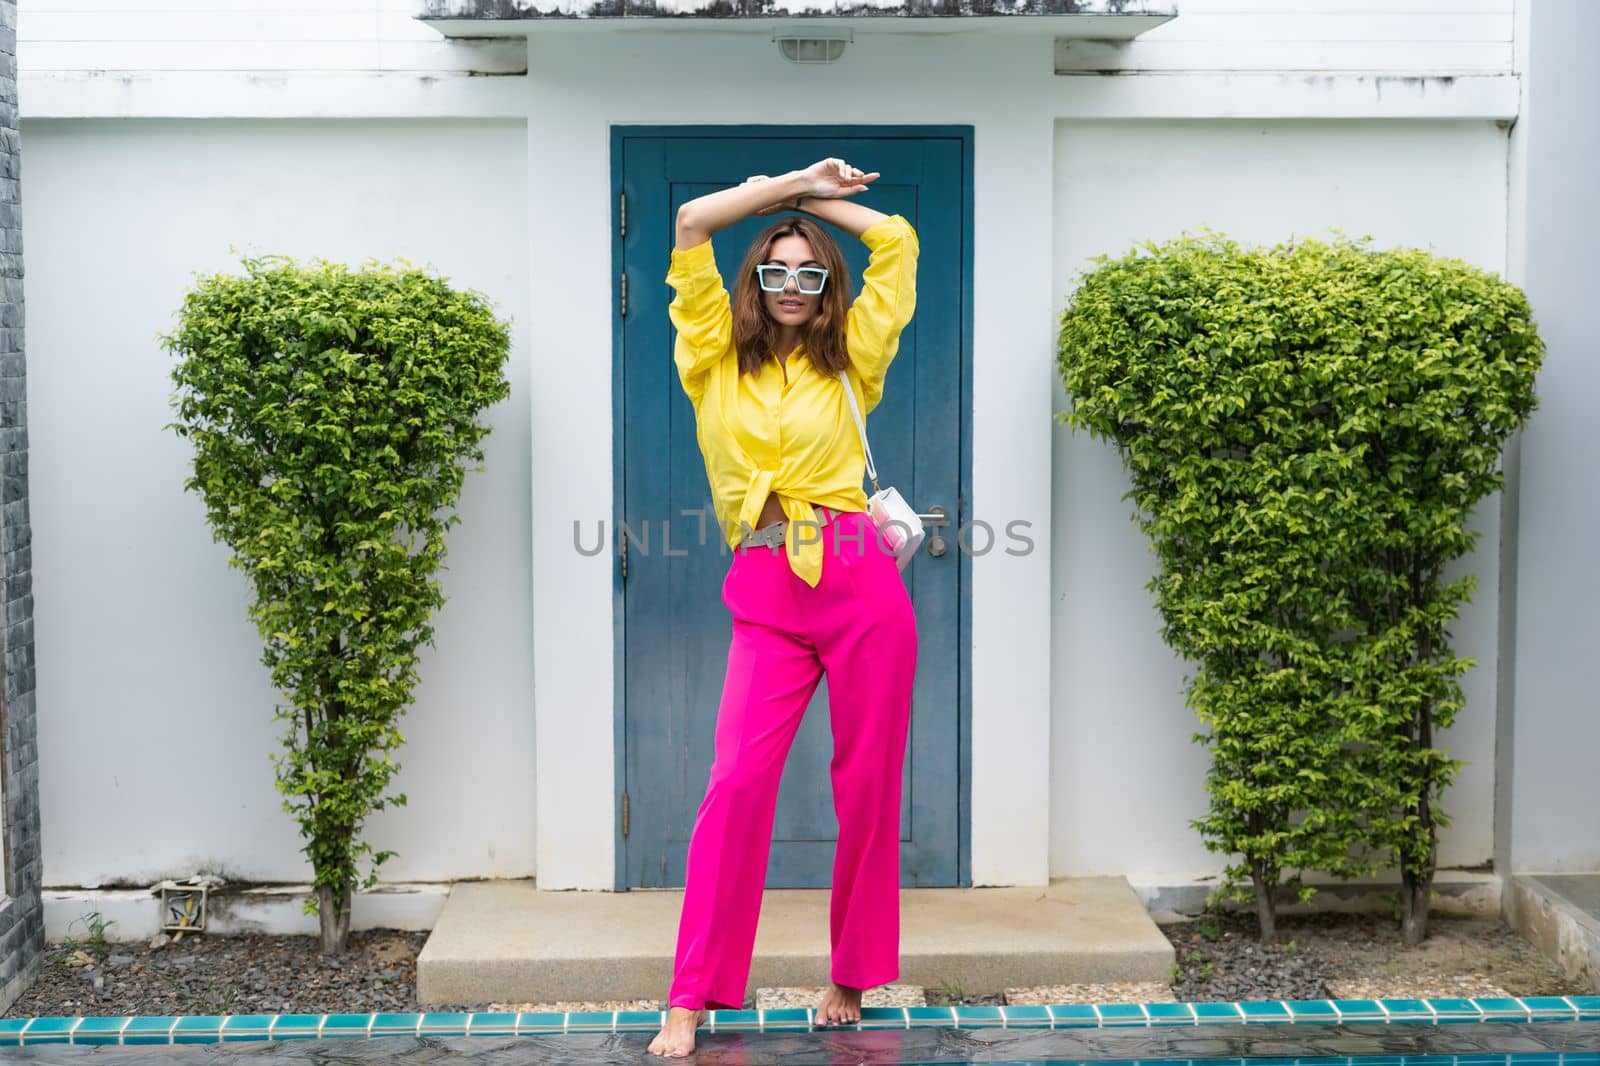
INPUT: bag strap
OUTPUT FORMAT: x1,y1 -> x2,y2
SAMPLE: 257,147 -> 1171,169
837,369 -> 880,494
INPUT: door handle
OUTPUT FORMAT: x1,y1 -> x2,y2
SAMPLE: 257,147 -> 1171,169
919,505 -> 951,557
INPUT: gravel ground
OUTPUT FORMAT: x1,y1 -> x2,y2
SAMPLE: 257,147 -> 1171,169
1163,911 -> 1590,1003
1004,982 -> 1176,1006
5,911 -> 1587,1019
3,930 -> 429,1019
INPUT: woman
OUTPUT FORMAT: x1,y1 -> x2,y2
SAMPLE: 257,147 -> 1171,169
646,157 -> 921,1059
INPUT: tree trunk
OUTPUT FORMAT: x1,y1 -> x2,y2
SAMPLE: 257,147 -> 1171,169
316,625 -> 355,956
1251,864 -> 1277,943
318,882 -> 352,955
1401,565 -> 1438,947
1401,866 -> 1432,946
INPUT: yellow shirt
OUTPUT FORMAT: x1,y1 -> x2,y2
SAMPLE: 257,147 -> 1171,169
666,214 -> 920,588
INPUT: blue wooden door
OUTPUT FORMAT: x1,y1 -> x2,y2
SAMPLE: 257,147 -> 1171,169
615,129 -> 968,889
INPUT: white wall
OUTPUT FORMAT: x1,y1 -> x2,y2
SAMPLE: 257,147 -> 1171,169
1499,0 -> 1600,873
18,0 -> 525,74
23,117 -> 535,887
17,3 -> 1517,122
522,30 -> 1517,891
524,30 -> 1063,889
1050,119 -> 1511,880
13,4 -> 1534,894
18,0 -> 1515,80
1057,0 -> 1513,75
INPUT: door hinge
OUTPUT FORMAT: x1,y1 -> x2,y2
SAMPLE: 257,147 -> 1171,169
620,528 -> 628,580
621,792 -> 630,837
619,190 -> 627,238
620,272 -> 628,317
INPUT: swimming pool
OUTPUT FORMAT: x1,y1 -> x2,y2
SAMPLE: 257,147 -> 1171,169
1,996 -> 1595,1061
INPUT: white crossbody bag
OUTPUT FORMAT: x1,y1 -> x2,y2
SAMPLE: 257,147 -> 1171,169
838,370 -> 925,570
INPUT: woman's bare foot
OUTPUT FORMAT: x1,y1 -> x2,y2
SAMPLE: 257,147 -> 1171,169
646,1007 -> 706,1058
814,983 -> 863,1027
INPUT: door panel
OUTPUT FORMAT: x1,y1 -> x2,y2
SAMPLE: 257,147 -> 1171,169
618,132 -> 965,888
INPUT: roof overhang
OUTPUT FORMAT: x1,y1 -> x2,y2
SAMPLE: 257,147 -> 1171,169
416,0 -> 1176,37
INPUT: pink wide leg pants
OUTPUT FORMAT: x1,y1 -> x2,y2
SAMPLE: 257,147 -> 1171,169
668,509 -> 919,1011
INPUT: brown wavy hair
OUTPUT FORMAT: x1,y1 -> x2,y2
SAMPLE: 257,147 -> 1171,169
732,217 -> 854,378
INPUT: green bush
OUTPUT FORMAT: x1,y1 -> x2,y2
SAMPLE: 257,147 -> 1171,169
1056,233 -> 1540,943
165,254 -> 511,953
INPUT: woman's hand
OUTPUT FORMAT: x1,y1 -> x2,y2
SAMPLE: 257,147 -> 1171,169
798,157 -> 879,200
742,175 -> 802,216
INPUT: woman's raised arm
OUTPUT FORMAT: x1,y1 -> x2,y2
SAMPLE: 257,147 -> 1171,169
793,197 -> 889,240
676,158 -> 879,250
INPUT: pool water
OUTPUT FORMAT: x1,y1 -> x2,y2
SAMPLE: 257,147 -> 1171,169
2,1000 -> 1595,1061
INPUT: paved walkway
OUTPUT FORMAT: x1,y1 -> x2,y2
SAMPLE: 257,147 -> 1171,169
419,877 -> 1174,1006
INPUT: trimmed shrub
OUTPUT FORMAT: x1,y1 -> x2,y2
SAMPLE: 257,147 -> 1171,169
1056,233 -> 1540,942
165,254 -> 511,953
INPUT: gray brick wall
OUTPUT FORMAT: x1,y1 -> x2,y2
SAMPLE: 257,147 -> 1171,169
0,0 -> 42,1015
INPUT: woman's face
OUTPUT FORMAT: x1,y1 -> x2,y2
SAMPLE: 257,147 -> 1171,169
759,233 -> 824,330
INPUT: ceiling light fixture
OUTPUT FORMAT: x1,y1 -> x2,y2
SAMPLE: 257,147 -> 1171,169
774,29 -> 852,64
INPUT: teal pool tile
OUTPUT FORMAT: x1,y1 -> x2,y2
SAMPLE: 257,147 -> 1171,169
614,1011 -> 662,1032
905,1006 -> 956,1028
954,1005 -> 1005,1028
172,1016 -> 226,1046
563,1010 -> 615,1033
369,1013 -> 419,1036
0,1018 -> 29,1047
1146,1002 -> 1197,1025
1330,999 -> 1385,1021
418,1012 -> 471,1034
20,1017 -> 77,1045
1096,1003 -> 1147,1026
319,1013 -> 374,1037
1000,1005 -> 1053,1028
219,1015 -> 275,1042
1435,1005 -> 1489,1023
857,1006 -> 905,1022
1046,1004 -> 1099,1027
1567,996 -> 1600,1019
1471,997 -> 1531,1019
268,1014 -> 323,1041
515,1012 -> 566,1032
760,1008 -> 811,1030
69,1017 -> 129,1046
1377,998 -> 1433,1020
1239,1001 -> 1291,1023
1520,996 -> 1578,1019
122,1016 -> 180,1046
709,1009 -> 761,1031
1284,1000 -> 1338,1022
1191,1002 -> 1245,1024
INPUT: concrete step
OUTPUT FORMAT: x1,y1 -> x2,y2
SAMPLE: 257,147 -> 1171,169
417,877 -> 1174,1007
1506,872 -> 1600,993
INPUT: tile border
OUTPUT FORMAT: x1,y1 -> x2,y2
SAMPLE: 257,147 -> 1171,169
0,996 -> 1593,1045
